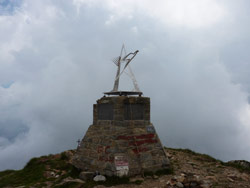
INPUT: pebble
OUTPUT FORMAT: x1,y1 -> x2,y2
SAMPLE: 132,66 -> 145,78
177,175 -> 185,183
227,177 -> 234,182
93,175 -> 106,182
200,183 -> 211,188
153,175 -> 159,179
176,182 -> 184,188
130,176 -> 144,182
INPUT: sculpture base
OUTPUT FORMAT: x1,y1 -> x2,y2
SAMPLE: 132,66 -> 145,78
72,122 -> 170,177
104,91 -> 143,96
72,96 -> 170,177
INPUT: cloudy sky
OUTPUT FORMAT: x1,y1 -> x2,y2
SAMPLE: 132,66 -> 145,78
1,0 -> 250,170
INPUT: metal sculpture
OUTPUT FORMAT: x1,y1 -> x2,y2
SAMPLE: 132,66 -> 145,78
105,45 -> 142,96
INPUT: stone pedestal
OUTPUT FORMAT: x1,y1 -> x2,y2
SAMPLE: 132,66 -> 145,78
72,96 -> 170,177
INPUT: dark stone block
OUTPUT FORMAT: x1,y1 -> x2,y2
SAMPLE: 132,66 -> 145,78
114,115 -> 124,121
124,104 -> 144,120
98,103 -> 114,120
79,171 -> 95,180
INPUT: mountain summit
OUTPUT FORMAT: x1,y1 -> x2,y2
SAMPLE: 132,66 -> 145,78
0,147 -> 250,188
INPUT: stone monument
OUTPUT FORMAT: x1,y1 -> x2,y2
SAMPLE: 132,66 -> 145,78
73,45 -> 170,177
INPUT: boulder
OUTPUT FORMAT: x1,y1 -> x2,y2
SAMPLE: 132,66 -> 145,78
93,175 -> 106,182
79,171 -> 95,180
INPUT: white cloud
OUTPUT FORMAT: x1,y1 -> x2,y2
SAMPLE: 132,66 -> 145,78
130,26 -> 138,34
84,0 -> 227,28
144,0 -> 226,28
0,0 -> 250,170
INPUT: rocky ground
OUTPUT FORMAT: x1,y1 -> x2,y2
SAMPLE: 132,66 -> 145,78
0,148 -> 250,188
102,148 -> 250,188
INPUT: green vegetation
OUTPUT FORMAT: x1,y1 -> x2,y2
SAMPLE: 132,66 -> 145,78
166,147 -> 250,174
223,162 -> 250,174
155,168 -> 174,176
166,147 -> 221,163
60,152 -> 69,161
0,157 -> 47,187
54,182 -> 81,188
2,147 -> 250,187
0,151 -> 80,188
144,167 -> 174,177
0,170 -> 15,178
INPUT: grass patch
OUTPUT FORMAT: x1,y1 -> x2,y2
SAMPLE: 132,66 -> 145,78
54,182 -> 81,188
0,152 -> 80,188
167,147 -> 220,163
0,170 -> 15,177
0,157 -> 47,187
68,166 -> 81,178
143,171 -> 154,177
144,167 -> 174,177
60,152 -> 69,161
134,180 -> 143,185
194,153 -> 219,163
223,162 -> 250,174
155,168 -> 174,176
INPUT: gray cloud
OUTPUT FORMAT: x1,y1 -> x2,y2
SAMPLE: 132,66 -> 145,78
0,0 -> 250,170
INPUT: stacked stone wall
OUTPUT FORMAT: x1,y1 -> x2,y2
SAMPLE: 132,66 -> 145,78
73,96 -> 170,177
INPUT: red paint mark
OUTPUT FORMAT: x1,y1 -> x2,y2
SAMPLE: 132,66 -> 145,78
97,146 -> 104,153
135,134 -> 154,139
98,156 -> 114,162
97,146 -> 110,154
105,146 -> 110,154
129,139 -> 158,146
117,134 -> 155,140
132,147 -> 149,154
118,134 -> 157,155
117,135 -> 133,140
